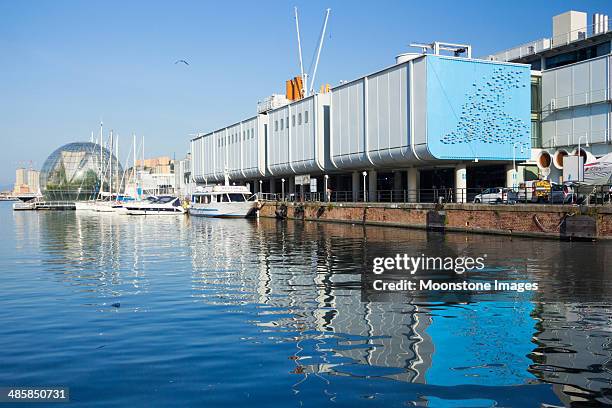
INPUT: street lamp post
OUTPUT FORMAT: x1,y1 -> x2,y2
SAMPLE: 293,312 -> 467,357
362,171 -> 367,202
258,180 -> 263,199
324,174 -> 329,202
281,178 -> 285,201
512,142 -> 524,189
577,135 -> 590,156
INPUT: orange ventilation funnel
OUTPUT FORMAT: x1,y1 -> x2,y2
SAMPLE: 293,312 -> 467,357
285,76 -> 304,101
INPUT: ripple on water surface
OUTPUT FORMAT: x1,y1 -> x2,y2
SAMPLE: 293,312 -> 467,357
0,204 -> 611,407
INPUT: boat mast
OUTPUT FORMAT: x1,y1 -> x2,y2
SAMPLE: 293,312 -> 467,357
109,130 -> 113,200
133,133 -> 136,194
116,135 -> 119,197
142,135 -> 145,195
99,121 -> 103,199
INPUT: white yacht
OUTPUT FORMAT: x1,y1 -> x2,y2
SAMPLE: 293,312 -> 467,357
74,201 -> 97,211
124,196 -> 185,215
75,200 -> 124,212
189,185 -> 258,218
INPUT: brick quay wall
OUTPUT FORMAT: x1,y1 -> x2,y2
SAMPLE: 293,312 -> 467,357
258,201 -> 612,240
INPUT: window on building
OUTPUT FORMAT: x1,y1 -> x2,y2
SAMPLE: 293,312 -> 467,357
292,115 -> 295,127
281,118 -> 284,130
531,120 -> 542,148
545,42 -> 611,69
531,79 -> 541,113
529,59 -> 542,71
298,113 -> 302,125
275,120 -> 278,131
251,129 -> 254,139
304,110 -> 309,123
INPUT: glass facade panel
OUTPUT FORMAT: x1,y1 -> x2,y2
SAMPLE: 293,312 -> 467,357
40,142 -> 122,201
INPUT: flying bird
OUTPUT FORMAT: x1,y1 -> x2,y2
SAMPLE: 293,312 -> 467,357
175,59 -> 189,66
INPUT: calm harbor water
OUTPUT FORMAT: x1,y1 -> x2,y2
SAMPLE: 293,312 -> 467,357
1,201 -> 611,407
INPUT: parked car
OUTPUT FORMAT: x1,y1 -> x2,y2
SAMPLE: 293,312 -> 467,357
473,188 -> 518,204
549,183 -> 573,203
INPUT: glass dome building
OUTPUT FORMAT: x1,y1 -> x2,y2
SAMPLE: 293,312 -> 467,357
40,142 -> 123,201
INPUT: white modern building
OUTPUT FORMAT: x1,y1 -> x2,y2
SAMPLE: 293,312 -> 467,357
485,10 -> 612,184
191,49 -> 532,203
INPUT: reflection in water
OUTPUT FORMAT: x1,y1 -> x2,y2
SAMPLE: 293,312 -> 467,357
188,218 -> 612,406
6,206 -> 612,407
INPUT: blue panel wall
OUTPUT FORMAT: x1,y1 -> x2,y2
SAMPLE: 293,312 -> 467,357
426,56 -> 531,161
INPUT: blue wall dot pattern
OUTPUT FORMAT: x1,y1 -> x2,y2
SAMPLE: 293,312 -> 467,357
426,56 -> 531,161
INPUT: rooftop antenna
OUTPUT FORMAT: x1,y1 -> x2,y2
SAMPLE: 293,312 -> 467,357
294,7 -> 306,98
308,8 -> 331,96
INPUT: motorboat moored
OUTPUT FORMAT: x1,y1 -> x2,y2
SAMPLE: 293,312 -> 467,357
124,196 -> 185,215
189,185 -> 258,218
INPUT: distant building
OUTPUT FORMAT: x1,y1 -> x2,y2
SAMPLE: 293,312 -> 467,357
135,156 -> 174,174
13,167 -> 39,195
15,168 -> 27,186
174,153 -> 193,198
27,169 -> 40,195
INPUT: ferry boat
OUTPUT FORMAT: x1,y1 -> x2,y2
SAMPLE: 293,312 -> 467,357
189,185 -> 258,218
124,196 -> 185,215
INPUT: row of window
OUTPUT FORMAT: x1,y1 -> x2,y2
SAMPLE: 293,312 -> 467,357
217,128 -> 256,147
274,110 -> 309,132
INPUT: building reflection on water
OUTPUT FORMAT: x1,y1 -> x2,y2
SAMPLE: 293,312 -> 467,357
189,218 -> 612,405
16,209 -> 612,405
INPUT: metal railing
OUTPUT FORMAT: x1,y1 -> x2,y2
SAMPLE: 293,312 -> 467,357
483,20 -> 612,62
258,185 -> 612,206
542,128 -> 611,148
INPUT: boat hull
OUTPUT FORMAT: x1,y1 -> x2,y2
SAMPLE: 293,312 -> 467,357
75,201 -> 97,211
189,201 -> 258,218
125,207 -> 185,215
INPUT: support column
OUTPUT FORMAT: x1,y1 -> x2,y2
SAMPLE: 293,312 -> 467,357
505,164 -> 517,189
393,171 -> 402,192
455,163 -> 467,203
269,178 -> 275,194
288,177 -> 295,200
253,180 -> 260,194
407,167 -> 419,203
368,169 -> 377,202
352,171 -> 360,202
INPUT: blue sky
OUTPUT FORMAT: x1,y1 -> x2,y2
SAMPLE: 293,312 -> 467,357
0,0 -> 610,186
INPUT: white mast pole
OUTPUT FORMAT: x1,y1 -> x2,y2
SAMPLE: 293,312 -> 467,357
309,8 -> 331,96
133,133 -> 136,194
142,135 -> 145,174
109,130 -> 113,199
142,135 -> 145,196
116,135 -> 119,196
294,7 -> 306,97
99,121 -> 103,198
